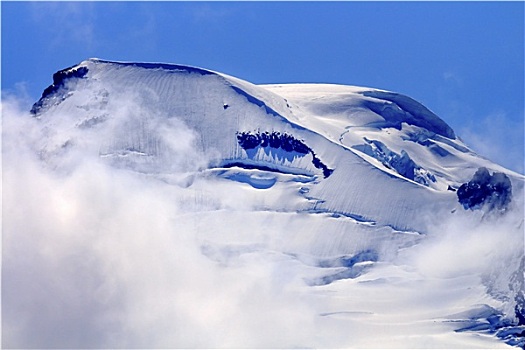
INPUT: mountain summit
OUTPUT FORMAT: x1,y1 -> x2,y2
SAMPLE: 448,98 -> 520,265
5,59 -> 523,348
30,59 -> 521,229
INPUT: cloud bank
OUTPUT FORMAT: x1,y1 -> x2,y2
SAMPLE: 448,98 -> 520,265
2,95 -> 523,348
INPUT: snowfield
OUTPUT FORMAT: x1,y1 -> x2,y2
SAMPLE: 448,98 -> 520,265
3,59 -> 524,348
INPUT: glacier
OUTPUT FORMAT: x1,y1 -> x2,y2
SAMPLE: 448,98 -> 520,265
3,58 -> 524,348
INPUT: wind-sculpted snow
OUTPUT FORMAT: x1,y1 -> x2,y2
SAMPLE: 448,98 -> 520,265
92,58 -> 215,76
360,90 -> 456,139
230,86 -> 282,118
260,83 -> 502,193
3,59 -> 525,349
401,130 -> 452,157
457,167 -> 512,211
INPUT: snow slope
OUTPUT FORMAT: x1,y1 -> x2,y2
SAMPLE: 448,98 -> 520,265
3,58 -> 524,348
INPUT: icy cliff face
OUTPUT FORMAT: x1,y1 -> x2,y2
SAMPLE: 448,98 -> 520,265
235,131 -> 333,178
458,167 -> 513,211
9,58 -> 523,348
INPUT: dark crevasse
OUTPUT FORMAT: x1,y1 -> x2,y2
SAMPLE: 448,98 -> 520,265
236,131 -> 333,178
317,250 -> 378,268
310,250 -> 379,286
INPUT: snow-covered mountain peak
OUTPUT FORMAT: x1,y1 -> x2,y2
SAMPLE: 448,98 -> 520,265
5,58 -> 524,349
29,59 -> 523,230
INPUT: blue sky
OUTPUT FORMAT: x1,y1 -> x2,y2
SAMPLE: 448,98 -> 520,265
2,1 -> 524,173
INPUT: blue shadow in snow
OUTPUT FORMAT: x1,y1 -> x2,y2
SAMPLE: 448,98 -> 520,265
236,131 -> 333,178
309,250 -> 378,286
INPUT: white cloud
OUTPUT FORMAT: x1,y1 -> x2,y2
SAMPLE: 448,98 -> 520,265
460,110 -> 525,175
2,93 -> 522,348
1,94 -> 319,348
29,2 -> 97,51
188,3 -> 237,24
443,70 -> 463,86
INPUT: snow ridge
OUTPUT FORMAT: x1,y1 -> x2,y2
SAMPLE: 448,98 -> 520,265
360,90 -> 456,139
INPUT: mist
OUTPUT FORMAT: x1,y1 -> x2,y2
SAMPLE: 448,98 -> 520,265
2,95 -> 523,348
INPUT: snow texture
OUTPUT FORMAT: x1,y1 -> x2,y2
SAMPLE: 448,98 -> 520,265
359,90 -> 456,139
